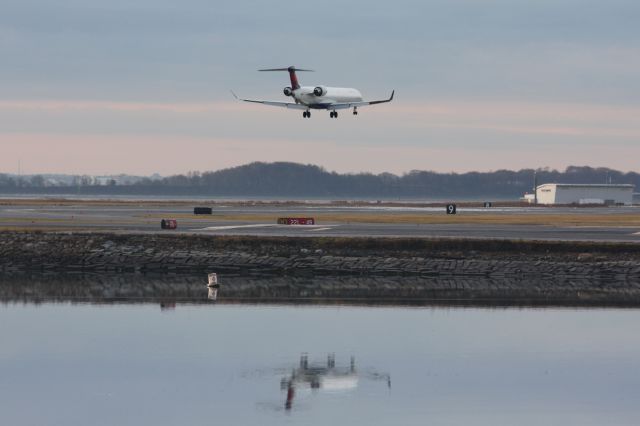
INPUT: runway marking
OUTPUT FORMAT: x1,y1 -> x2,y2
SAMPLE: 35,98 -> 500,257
196,224 -> 277,231
632,231 -> 640,235
195,224 -> 335,232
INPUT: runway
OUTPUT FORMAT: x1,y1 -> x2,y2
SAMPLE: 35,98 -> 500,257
192,222 -> 640,242
1,201 -> 640,242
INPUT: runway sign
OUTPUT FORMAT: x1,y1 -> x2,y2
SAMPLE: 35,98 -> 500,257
446,204 -> 457,215
277,217 -> 315,225
160,219 -> 178,229
194,207 -> 212,215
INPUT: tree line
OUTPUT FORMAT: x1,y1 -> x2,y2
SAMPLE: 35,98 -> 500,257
0,162 -> 636,198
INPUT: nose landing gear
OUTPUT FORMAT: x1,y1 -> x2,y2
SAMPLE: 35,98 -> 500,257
303,110 -> 311,118
353,107 -> 358,116
329,111 -> 338,118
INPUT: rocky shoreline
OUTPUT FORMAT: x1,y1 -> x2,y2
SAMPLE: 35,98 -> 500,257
2,231 -> 640,305
1,231 -> 639,279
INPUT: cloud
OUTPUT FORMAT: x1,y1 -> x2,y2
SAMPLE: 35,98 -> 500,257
0,100 -> 244,113
1,98 -> 639,150
2,131 -> 639,176
1,0 -> 639,174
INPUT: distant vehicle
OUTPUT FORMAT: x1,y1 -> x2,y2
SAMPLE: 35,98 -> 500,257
232,66 -> 394,119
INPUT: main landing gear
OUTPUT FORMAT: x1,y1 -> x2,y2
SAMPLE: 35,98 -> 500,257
303,110 -> 311,118
353,107 -> 358,116
329,111 -> 338,118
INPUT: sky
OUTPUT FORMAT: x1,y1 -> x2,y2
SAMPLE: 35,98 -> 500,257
1,0 -> 639,176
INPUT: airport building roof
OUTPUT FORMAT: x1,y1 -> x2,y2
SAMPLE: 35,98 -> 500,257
537,183 -> 634,189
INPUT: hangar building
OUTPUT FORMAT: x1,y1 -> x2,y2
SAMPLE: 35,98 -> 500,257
535,183 -> 634,205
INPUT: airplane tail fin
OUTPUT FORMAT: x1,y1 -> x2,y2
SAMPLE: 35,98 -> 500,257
259,66 -> 314,90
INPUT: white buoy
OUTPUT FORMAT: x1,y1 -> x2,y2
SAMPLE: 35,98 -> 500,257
207,272 -> 220,288
207,273 -> 219,288
207,273 -> 219,300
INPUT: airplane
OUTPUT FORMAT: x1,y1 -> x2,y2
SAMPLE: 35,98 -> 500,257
231,66 -> 394,118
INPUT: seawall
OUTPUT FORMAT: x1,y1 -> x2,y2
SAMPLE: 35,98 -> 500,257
1,231 -> 640,280
2,231 -> 640,306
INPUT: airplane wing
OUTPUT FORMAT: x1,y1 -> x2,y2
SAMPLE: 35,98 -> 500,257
328,90 -> 394,110
231,91 -> 308,110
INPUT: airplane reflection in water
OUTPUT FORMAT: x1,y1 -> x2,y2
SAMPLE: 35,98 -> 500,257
281,353 -> 390,411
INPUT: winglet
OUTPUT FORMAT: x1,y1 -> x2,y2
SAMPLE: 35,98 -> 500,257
389,90 -> 395,101
230,90 -> 239,100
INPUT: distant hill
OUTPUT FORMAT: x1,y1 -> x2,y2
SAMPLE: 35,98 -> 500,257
0,162 -> 637,199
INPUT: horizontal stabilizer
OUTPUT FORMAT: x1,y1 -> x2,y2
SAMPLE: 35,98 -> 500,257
259,67 -> 314,72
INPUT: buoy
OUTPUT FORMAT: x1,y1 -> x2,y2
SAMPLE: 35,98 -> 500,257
207,272 -> 219,288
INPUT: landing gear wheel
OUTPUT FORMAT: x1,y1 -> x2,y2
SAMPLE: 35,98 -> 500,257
302,111 -> 306,118
334,111 -> 338,118
353,110 -> 358,115
303,111 -> 310,118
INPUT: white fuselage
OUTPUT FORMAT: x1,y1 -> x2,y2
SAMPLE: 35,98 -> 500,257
294,86 -> 363,109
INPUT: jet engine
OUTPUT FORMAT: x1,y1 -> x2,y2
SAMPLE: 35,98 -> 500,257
283,86 -> 293,96
313,86 -> 327,96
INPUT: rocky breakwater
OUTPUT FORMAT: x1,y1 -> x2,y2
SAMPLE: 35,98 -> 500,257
0,231 -> 639,282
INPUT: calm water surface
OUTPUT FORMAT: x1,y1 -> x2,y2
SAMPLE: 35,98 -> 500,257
1,302 -> 639,425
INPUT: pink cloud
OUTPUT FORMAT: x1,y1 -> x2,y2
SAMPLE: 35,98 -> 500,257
1,98 -> 639,174
0,100 -> 247,113
2,132 -> 639,176
3,98 -> 638,139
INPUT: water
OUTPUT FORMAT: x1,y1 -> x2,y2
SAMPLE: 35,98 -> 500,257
2,292 -> 639,425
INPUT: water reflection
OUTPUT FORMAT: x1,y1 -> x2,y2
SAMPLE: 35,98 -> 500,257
1,272 -> 639,307
279,354 -> 390,411
1,301 -> 639,425
207,287 -> 218,301
160,302 -> 176,310
207,272 -> 219,301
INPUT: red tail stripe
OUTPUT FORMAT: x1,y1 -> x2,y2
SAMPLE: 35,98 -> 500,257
288,69 -> 300,90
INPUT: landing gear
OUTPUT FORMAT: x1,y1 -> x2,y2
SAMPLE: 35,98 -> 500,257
353,107 -> 358,116
329,111 -> 338,118
303,110 -> 311,118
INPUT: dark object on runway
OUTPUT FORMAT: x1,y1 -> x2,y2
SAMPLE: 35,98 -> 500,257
160,219 -> 177,229
446,204 -> 457,215
277,217 -> 315,225
193,207 -> 213,215
484,201 -> 492,208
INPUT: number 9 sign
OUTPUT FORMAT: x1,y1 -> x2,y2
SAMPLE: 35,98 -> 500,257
446,204 -> 457,215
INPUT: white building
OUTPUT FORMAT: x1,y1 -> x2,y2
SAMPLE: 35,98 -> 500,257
535,183 -> 634,205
